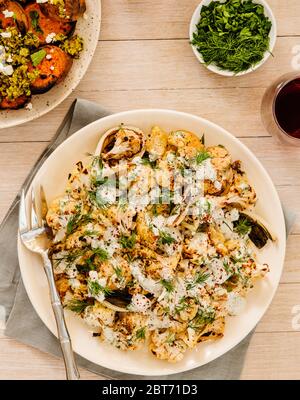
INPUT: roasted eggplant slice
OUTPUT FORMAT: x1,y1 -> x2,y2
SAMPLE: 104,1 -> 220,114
0,1 -> 29,34
235,211 -> 277,249
25,3 -> 75,45
30,45 -> 73,94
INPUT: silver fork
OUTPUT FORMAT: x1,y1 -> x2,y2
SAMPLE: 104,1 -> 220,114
19,187 -> 80,380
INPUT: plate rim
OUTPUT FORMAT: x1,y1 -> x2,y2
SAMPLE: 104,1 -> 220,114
18,108 -> 286,376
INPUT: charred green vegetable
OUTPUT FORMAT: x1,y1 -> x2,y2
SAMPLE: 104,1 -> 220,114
235,211 -> 276,249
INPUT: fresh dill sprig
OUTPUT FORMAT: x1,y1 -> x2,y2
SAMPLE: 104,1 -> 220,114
88,190 -> 109,209
120,233 -> 136,249
113,266 -> 123,280
66,299 -> 90,314
158,230 -> 175,245
234,217 -> 252,236
186,271 -> 209,290
188,308 -> 215,330
135,327 -> 146,340
160,279 -> 174,293
223,261 -> 232,275
92,247 -> 109,262
66,213 -> 93,235
231,255 -> 246,264
90,175 -> 109,188
86,153 -> 103,170
87,279 -> 113,297
175,297 -> 190,314
195,150 -> 211,165
52,249 -> 86,268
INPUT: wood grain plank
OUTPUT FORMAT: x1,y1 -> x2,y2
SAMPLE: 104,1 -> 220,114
0,330 -> 299,379
241,137 -> 300,187
0,87 -> 269,142
281,235 -> 300,283
75,37 -> 298,91
241,332 -> 300,379
0,142 -> 47,221
100,0 -> 300,40
0,331 -> 100,380
256,283 -> 300,332
1,35 -> 300,142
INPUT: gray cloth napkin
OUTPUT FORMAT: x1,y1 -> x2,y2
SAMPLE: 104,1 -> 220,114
0,99 -> 294,380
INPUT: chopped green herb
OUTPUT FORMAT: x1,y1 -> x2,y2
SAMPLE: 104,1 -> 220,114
188,308 -> 215,330
135,327 -> 146,340
152,204 -> 158,216
191,0 -> 272,73
90,175 -> 109,187
88,190 -> 109,209
158,230 -> 175,245
160,279 -> 174,293
223,220 -> 233,232
126,280 -> 135,288
92,247 -> 109,262
113,266 -> 123,280
195,150 -> 211,165
86,153 -> 103,171
120,233 -> 136,249
231,255 -> 246,264
186,271 -> 209,290
66,213 -> 93,235
66,299 -> 90,314
30,49 -> 46,67
234,217 -> 252,236
29,10 -> 43,34
175,297 -> 190,314
205,199 -> 211,214
87,279 -> 113,297
52,248 -> 86,268
223,261 -> 232,275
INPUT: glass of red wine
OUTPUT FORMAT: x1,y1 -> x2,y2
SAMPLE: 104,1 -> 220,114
261,72 -> 300,145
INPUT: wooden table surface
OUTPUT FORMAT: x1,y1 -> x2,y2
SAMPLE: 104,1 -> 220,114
1,0 -> 300,380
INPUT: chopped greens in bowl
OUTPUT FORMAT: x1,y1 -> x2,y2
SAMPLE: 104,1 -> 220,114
190,0 -> 276,76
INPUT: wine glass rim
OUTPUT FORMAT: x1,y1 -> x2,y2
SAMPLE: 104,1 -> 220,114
272,76 -> 300,143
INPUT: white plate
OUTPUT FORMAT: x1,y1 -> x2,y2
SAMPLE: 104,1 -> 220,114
0,0 -> 101,129
189,0 -> 277,76
18,109 -> 286,376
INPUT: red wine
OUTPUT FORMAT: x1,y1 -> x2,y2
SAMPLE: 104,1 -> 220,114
274,78 -> 300,139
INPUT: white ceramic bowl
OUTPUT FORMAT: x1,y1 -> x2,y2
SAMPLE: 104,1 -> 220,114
18,109 -> 286,376
189,0 -> 277,77
0,0 -> 101,129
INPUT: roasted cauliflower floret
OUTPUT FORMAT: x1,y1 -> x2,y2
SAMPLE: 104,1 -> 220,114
145,126 -> 168,161
149,329 -> 188,362
83,302 -> 116,328
167,130 -> 204,159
